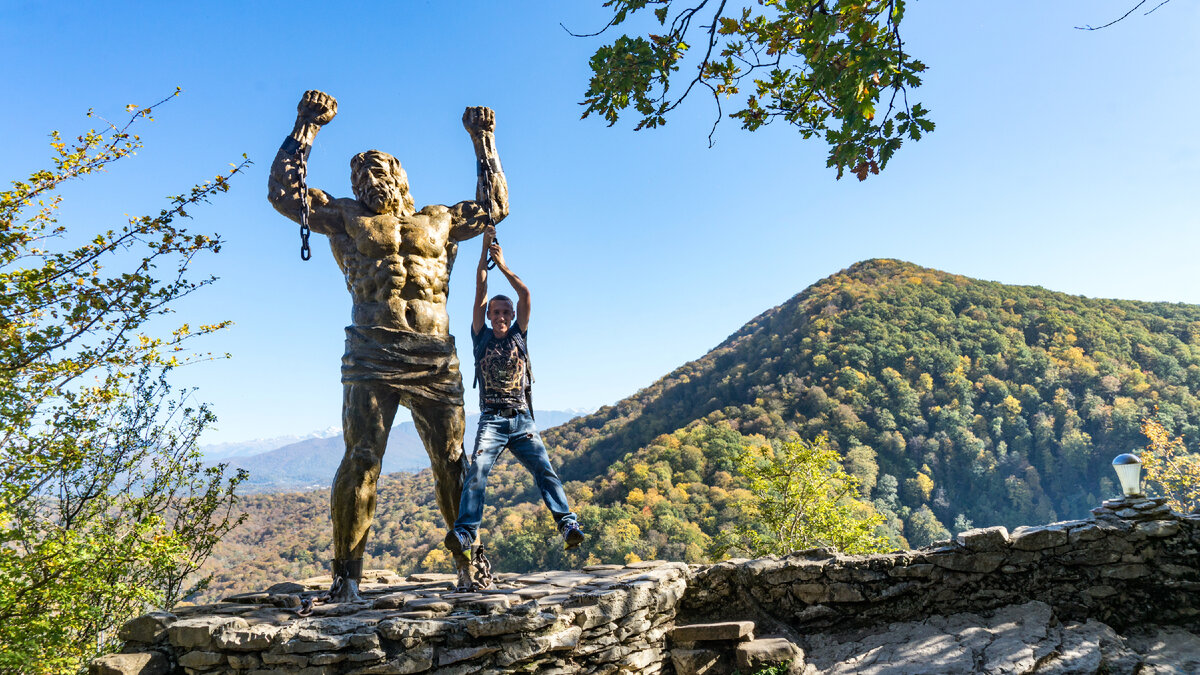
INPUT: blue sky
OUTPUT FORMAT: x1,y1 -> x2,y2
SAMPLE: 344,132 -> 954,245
3,1 -> 1198,443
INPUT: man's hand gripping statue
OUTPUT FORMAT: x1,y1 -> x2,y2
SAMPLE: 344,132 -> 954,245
267,90 -> 508,602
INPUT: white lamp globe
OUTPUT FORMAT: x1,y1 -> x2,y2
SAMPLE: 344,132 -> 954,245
1112,453 -> 1143,497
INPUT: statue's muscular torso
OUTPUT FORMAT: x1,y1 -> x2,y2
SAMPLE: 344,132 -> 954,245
330,201 -> 459,335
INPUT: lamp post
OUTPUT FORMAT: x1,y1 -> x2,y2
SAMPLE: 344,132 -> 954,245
1112,453 -> 1143,498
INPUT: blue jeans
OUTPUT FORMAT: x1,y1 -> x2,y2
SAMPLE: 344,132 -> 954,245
452,411 -> 577,544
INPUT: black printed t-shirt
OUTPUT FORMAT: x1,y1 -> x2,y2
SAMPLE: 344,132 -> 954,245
472,323 -> 528,411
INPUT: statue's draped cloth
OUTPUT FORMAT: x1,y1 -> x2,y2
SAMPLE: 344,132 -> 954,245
341,326 -> 465,406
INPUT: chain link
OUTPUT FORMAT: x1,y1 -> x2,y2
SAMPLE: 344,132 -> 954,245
473,544 -> 494,589
298,146 -> 312,261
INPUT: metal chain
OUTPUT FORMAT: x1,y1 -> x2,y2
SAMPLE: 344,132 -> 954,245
473,544 -> 494,589
480,158 -> 498,270
298,146 -> 312,261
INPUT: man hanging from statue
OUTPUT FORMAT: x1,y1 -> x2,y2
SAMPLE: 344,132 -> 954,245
442,225 -> 584,593
267,90 -> 507,601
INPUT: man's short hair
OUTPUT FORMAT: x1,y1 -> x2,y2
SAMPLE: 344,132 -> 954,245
488,294 -> 515,313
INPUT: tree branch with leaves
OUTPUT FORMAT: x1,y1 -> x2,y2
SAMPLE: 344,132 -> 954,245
574,0 -> 933,179
1140,417 -> 1200,513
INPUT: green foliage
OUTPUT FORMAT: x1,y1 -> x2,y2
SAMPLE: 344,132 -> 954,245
577,0 -> 932,179
906,504 -> 949,547
1140,416 -> 1200,512
0,94 -> 249,673
716,435 -> 887,557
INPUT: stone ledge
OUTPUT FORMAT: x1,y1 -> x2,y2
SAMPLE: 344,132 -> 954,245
105,561 -> 689,675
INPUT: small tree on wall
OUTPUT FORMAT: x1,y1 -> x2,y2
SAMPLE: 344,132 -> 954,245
0,92 -> 249,672
1140,417 -> 1200,513
715,434 -> 888,557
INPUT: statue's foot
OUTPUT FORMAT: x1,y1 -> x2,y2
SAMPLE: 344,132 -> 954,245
452,551 -> 475,593
473,544 -> 494,590
324,576 -> 362,604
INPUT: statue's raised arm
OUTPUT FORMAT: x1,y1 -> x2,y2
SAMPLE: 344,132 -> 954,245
448,106 -> 509,241
267,90 -> 344,235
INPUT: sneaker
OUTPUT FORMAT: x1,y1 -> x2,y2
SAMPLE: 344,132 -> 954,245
562,522 -> 585,550
444,530 -> 472,558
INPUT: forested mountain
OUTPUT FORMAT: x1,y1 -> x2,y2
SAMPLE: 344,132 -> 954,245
193,259 -> 1200,601
544,258 -> 1200,531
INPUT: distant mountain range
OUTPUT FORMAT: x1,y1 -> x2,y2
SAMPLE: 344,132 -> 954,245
200,427 -> 343,462
204,411 -> 588,493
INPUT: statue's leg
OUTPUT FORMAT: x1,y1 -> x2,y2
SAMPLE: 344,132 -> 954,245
409,401 -> 471,588
408,401 -> 468,529
329,381 -> 400,601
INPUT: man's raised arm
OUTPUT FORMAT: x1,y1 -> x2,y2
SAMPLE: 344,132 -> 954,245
267,90 -> 342,234
450,107 -> 510,241
472,226 -> 496,335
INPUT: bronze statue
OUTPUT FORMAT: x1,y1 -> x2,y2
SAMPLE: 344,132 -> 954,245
268,90 -> 508,601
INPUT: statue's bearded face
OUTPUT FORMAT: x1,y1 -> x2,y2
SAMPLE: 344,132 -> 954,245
351,151 -> 414,216
359,168 -> 402,215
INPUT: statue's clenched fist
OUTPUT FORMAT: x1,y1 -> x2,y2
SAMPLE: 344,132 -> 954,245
462,107 -> 495,135
298,90 -> 338,126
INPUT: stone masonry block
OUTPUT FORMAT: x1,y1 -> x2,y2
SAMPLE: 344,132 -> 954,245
118,612 -> 176,645
670,621 -> 755,643
346,646 -> 433,675
168,616 -> 247,650
956,526 -> 1010,552
89,652 -> 170,675
176,651 -> 223,669
1010,525 -> 1069,551
671,647 -> 727,675
735,638 -> 804,673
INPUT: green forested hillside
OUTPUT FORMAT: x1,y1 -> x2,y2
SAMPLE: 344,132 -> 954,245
545,259 -> 1200,530
194,259 -> 1200,601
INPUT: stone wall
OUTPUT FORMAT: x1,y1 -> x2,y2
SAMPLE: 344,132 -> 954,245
681,497 -> 1200,635
92,498 -> 1200,675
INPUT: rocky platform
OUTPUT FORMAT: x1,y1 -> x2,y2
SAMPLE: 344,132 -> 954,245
92,498 -> 1200,674
94,561 -> 690,675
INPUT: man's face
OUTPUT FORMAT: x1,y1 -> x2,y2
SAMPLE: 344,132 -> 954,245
488,299 -> 515,337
